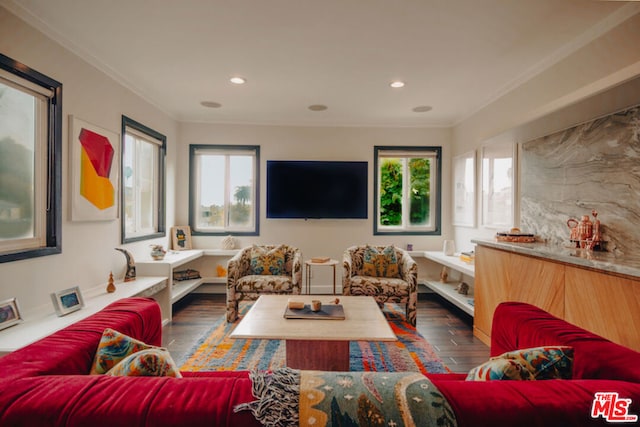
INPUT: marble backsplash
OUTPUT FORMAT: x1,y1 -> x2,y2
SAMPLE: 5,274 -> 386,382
520,104 -> 640,256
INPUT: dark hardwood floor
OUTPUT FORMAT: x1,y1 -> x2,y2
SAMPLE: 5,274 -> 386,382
163,293 -> 490,373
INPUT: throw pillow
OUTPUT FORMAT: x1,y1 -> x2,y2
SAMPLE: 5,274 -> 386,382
106,348 -> 182,378
466,345 -> 574,381
466,357 -> 534,381
90,328 -> 158,375
362,245 -> 400,278
251,245 -> 286,275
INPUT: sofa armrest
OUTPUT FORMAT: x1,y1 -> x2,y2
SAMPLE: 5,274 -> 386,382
491,302 -> 640,382
0,297 -> 161,381
290,248 -> 303,293
398,249 -> 418,291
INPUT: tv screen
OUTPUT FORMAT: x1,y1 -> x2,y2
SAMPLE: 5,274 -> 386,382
267,160 -> 368,219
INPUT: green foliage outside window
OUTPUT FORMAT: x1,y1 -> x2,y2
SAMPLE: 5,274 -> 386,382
379,158 -> 430,226
379,159 -> 402,225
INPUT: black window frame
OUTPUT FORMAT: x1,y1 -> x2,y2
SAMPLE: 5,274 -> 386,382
0,53 -> 62,263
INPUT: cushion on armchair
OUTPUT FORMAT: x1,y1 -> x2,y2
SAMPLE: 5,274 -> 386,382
362,245 -> 400,278
250,244 -> 286,275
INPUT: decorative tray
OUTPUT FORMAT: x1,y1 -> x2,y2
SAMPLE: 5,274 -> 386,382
495,232 -> 536,243
283,304 -> 345,320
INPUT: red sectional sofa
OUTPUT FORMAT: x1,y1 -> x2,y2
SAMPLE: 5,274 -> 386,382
0,297 -> 638,426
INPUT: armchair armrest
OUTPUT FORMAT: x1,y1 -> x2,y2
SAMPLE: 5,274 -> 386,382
342,249 -> 354,294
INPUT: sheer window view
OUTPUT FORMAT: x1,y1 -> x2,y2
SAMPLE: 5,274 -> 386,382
0,55 -> 61,262
375,147 -> 441,235
0,81 -> 37,244
121,116 -> 166,243
482,143 -> 514,228
190,145 -> 259,235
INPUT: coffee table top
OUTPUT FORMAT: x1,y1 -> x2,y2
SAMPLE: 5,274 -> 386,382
230,295 -> 397,342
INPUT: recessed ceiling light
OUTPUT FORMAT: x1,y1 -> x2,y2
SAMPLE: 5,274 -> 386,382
230,76 -> 246,85
200,101 -> 222,108
390,81 -> 405,88
412,105 -> 433,113
308,104 -> 328,111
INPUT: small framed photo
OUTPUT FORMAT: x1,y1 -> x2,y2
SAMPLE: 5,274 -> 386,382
0,298 -> 22,331
171,225 -> 192,250
51,286 -> 85,317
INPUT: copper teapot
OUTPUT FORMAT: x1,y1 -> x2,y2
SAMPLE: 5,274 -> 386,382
567,210 -> 601,249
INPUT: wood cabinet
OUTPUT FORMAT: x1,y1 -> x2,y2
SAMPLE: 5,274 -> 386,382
474,244 -> 640,351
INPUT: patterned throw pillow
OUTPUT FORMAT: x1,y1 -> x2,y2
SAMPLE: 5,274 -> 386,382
106,348 -> 182,378
250,245 -> 286,275
466,357 -> 534,381
466,345 -> 574,381
90,328 -> 158,375
362,245 -> 400,278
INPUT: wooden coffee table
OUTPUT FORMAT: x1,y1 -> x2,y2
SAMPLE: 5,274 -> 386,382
229,295 -> 397,371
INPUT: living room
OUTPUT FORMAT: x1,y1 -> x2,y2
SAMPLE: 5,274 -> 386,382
1,2 -> 640,425
1,1 -> 639,323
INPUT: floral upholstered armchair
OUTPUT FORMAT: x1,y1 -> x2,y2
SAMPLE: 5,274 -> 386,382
226,244 -> 303,322
342,245 -> 418,325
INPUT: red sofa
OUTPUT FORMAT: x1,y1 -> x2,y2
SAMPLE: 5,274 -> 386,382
0,298 -> 638,426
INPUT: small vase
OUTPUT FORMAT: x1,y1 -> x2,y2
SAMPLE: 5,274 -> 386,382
221,235 -> 236,250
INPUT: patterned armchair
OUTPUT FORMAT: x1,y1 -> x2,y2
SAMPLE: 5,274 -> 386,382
342,245 -> 418,326
226,244 -> 302,322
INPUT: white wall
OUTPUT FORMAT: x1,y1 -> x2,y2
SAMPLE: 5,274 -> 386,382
0,8 -> 178,314
178,123 -> 453,288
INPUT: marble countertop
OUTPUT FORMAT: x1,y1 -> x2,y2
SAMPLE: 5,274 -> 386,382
472,239 -> 640,279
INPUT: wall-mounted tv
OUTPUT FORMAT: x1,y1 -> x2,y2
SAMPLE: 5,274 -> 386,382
266,160 -> 368,219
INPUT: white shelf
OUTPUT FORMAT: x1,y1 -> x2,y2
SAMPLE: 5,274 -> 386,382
0,276 -> 168,354
171,278 -> 204,304
414,250 -> 475,317
202,249 -> 240,256
422,251 -> 474,277
423,280 -> 474,316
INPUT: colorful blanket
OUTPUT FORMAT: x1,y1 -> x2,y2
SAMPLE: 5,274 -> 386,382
235,368 -> 457,427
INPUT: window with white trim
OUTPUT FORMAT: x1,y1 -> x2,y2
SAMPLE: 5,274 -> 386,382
121,116 -> 166,243
189,145 -> 259,235
0,54 -> 62,263
374,146 -> 441,235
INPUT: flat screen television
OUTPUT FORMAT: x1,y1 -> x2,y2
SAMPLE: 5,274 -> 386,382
266,160 -> 368,219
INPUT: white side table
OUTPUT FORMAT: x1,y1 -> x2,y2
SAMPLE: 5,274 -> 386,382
305,259 -> 339,294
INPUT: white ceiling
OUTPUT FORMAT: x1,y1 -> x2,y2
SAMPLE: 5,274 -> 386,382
3,0 -> 639,127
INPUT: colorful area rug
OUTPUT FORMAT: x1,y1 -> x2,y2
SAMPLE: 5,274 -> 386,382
179,302 -> 448,374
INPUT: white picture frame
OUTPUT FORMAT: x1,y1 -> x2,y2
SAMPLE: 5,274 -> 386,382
69,115 -> 119,221
452,150 -> 476,227
51,286 -> 85,316
0,298 -> 23,331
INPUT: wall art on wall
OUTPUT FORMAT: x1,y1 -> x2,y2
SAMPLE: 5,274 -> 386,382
0,298 -> 22,331
171,225 -> 192,250
452,150 -> 476,227
70,116 -> 119,221
51,286 -> 84,316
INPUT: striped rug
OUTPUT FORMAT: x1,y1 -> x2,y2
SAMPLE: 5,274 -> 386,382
179,302 -> 448,374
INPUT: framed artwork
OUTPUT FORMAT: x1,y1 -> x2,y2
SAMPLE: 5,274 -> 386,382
481,141 -> 516,229
0,298 -> 22,331
452,150 -> 476,227
51,286 -> 85,317
171,225 -> 193,250
70,116 -> 119,221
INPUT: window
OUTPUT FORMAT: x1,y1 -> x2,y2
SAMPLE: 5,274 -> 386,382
0,54 -> 62,263
374,146 -> 441,235
189,145 -> 259,235
481,141 -> 514,228
120,116 -> 166,243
